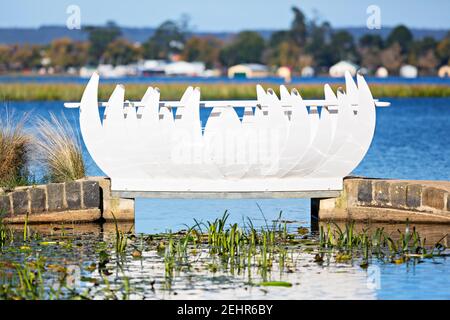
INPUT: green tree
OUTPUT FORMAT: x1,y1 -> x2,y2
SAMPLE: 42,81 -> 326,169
143,20 -> 187,59
10,44 -> 42,71
380,42 -> 404,74
48,38 -> 89,71
182,36 -> 223,68
219,31 -> 265,67
358,34 -> 384,73
330,31 -> 359,63
290,6 -> 307,48
359,34 -> 384,49
305,22 -> 334,68
387,25 -> 413,53
85,21 -> 121,65
0,45 -> 11,72
437,32 -> 450,65
102,38 -> 142,66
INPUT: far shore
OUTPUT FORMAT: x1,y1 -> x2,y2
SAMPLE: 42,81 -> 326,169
1,82 -> 450,101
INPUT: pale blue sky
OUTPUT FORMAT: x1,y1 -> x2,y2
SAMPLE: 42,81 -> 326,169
1,0 -> 449,30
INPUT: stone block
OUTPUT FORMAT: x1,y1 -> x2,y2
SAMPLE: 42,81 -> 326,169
422,187 -> 446,211
65,181 -> 82,210
389,182 -> 407,208
373,181 -> 390,206
47,183 -> 65,211
12,191 -> 29,215
30,188 -> 46,213
0,195 -> 11,215
406,184 -> 422,209
82,180 -> 100,208
357,180 -> 372,205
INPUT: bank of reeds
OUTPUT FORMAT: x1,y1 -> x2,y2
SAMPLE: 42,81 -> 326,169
0,109 -> 32,189
1,83 -> 450,102
35,113 -> 85,183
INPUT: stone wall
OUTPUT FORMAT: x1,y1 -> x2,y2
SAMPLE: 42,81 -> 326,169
0,177 -> 134,224
315,177 -> 450,223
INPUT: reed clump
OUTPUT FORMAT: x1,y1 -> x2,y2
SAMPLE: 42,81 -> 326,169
35,112 -> 85,182
0,109 -> 32,189
1,83 -> 450,101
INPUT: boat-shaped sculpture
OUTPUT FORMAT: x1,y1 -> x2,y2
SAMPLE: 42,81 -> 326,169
65,72 -> 389,193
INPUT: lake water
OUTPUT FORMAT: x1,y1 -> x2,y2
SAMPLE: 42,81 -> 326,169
2,97 -> 450,300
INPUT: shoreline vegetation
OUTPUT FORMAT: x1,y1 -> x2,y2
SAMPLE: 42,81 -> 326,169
0,109 -> 85,190
0,211 -> 448,299
1,83 -> 450,102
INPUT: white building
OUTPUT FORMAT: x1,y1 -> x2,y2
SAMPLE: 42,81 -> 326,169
80,64 -> 137,78
164,61 -> 205,76
376,67 -> 389,78
277,66 -> 292,82
301,66 -> 315,77
228,64 -> 269,79
138,60 -> 167,76
329,61 -> 359,78
399,65 -> 418,78
438,65 -> 450,78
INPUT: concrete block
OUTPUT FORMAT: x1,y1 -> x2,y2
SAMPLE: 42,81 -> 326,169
357,180 -> 372,205
406,184 -> 422,209
11,191 -> 29,215
389,182 -> 407,208
373,181 -> 390,206
47,183 -> 65,211
0,195 -> 11,216
422,187 -> 446,211
82,180 -> 100,209
29,188 -> 46,213
65,181 -> 81,210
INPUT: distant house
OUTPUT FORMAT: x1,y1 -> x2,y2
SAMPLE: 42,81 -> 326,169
329,61 -> 359,78
80,64 -> 137,78
277,66 -> 292,82
301,66 -> 315,77
400,65 -> 418,78
138,60 -> 167,76
164,61 -> 205,76
438,65 -> 450,78
376,67 -> 389,78
228,64 -> 269,79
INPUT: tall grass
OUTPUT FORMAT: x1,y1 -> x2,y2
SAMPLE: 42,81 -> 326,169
35,112 -> 85,182
0,108 -> 32,189
1,83 -> 450,101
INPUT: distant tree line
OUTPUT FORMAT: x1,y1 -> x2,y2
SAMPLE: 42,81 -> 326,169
0,7 -> 449,75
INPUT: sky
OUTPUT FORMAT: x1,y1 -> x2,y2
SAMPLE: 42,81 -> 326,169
1,0 -> 449,31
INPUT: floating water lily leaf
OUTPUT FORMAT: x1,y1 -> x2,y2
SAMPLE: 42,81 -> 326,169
259,281 -> 293,287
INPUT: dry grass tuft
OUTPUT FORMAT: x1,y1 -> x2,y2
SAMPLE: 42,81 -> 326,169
0,109 -> 32,189
35,113 -> 85,183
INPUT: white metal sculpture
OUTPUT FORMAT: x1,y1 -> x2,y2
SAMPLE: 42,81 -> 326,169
65,72 -> 389,193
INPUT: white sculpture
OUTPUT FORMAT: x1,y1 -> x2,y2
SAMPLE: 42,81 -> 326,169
65,71 -> 389,193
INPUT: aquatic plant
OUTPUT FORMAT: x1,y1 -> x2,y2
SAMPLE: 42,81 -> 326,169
318,220 -> 448,263
35,112 -> 85,183
111,213 -> 128,255
1,83 -> 450,102
0,215 -> 448,300
0,108 -> 32,189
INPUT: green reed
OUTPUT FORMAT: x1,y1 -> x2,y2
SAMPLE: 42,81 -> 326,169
2,83 -> 450,102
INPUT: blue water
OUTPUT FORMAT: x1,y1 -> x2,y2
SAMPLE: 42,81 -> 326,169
1,75 -> 450,86
4,97 -> 450,233
3,97 -> 450,299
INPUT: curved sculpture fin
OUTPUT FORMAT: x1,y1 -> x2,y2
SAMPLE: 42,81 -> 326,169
103,85 -> 125,127
345,71 -> 358,106
80,72 -> 101,129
